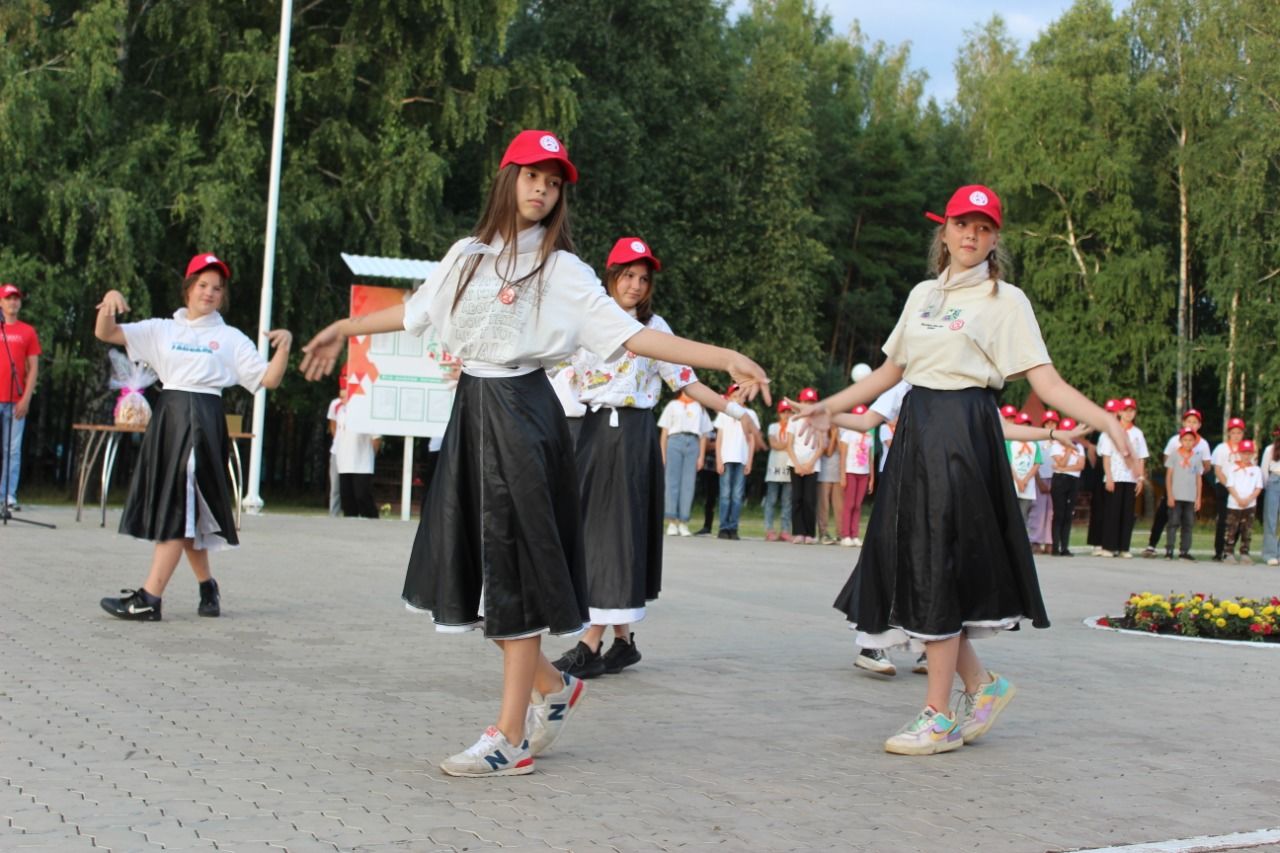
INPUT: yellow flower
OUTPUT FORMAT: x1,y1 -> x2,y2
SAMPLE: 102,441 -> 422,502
1211,607 -> 1224,617
1263,606 -> 1276,617
1225,602 -> 1240,616
1191,609 -> 1200,617
1215,618 -> 1227,628
1239,607 -> 1254,619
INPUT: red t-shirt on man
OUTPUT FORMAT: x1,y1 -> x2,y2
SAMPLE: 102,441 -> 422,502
0,319 -> 41,403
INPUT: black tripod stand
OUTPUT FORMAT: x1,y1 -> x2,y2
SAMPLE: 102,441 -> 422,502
1,313 -> 55,529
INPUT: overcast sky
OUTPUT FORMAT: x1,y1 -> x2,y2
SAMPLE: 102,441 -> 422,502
729,1 -> 1121,104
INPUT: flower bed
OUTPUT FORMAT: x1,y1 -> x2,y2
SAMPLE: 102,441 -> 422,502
1098,592 -> 1280,642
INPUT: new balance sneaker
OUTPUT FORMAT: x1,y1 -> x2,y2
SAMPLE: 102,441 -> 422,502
526,673 -> 585,756
912,653 -> 928,674
678,523 -> 692,537
666,522 -> 679,536
956,672 -> 1016,744
100,589 -> 161,621
601,633 -> 642,674
854,647 -> 896,676
440,726 -> 534,777
552,641 -> 606,679
883,707 -> 963,755
198,578 -> 220,617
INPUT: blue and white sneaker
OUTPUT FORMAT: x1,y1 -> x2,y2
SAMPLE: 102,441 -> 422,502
440,727 -> 534,777
527,673 -> 586,756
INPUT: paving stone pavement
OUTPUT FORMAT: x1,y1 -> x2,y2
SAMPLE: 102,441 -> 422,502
2,505 -> 1279,853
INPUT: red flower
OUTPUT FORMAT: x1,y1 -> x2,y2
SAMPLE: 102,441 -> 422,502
1251,623 -> 1265,634
1097,616 -> 1111,627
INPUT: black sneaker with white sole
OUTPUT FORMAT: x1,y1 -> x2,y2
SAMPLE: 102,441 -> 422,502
601,633 -> 642,673
552,641 -> 606,679
854,647 -> 896,676
101,589 -> 162,621
198,579 -> 220,617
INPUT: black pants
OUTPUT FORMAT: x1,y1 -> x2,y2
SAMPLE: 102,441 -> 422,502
791,471 -> 818,537
340,473 -> 378,518
1148,500 -> 1169,548
1086,476 -> 1106,546
1166,500 -> 1196,555
1050,474 -> 1080,554
1214,482 -> 1229,558
1101,482 -> 1137,553
696,466 -> 718,531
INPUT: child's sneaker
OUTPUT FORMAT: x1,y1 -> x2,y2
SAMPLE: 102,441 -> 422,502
601,633 -> 642,673
883,707 -> 963,755
956,672 -> 1016,744
440,726 -> 534,777
765,530 -> 778,542
1096,549 -> 1114,557
666,522 -> 679,536
678,523 -> 692,537
100,589 -> 162,621
552,641 -> 605,679
1141,547 -> 1157,558
526,673 -> 586,756
852,537 -> 862,547
840,536 -> 855,547
1224,553 -> 1238,564
854,647 -> 896,675
912,653 -> 928,674
1240,554 -> 1254,565
1119,551 -> 1133,559
198,578 -> 220,617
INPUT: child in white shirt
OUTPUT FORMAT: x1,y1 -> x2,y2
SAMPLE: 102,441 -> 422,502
1224,439 -> 1264,563
1096,397 -> 1149,557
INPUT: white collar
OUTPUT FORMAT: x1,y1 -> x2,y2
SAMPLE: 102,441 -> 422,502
459,224 -> 548,259
172,308 -> 225,328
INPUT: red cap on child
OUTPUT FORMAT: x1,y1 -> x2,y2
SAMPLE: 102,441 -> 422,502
1227,417 -> 1246,431
499,130 -> 579,183
1016,412 -> 1032,425
1182,408 -> 1203,421
0,283 -> 22,299
723,384 -> 739,399
852,404 -> 868,415
606,237 -> 662,271
776,400 -> 792,413
186,253 -> 231,280
1119,397 -> 1137,410
1240,439 -> 1256,453
1042,410 -> 1061,425
1059,418 -> 1077,431
1179,427 -> 1199,438
798,387 -> 819,403
925,185 -> 1003,228
1000,404 -> 1017,419
1104,399 -> 1120,412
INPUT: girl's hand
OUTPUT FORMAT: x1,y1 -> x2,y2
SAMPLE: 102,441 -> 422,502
299,321 -> 346,381
1167,496 -> 1175,508
1103,420 -> 1134,462
1065,424 -> 1092,441
1105,481 -> 1115,493
696,456 -> 704,472
725,352 -> 771,406
1135,478 -> 1144,496
267,329 -> 293,351
739,413 -> 764,447
96,290 -> 130,316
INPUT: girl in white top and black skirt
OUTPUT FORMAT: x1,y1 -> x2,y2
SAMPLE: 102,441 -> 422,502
95,253 -> 292,621
299,132 -> 769,778
550,238 -> 761,680
794,185 -> 1130,755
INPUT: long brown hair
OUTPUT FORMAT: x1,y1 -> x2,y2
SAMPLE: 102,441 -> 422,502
927,224 -> 1010,295
602,261 -> 655,325
450,164 -> 575,312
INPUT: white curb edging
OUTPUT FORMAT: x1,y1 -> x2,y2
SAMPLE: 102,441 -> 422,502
1083,616 -> 1280,649
1071,826 -> 1280,852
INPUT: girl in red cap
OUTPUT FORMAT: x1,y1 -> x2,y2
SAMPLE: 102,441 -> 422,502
1048,418 -> 1087,556
793,184 -> 1131,754
837,405 -> 875,547
95,254 -> 293,622
299,131 -> 769,778
1097,398 -> 1148,557
1212,417 -> 1247,560
550,237 -> 761,679
1223,439 -> 1264,562
763,400 -> 795,541
788,387 -> 825,544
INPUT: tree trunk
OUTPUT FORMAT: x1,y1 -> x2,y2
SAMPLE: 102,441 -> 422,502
1176,145 -> 1190,415
1224,285 -> 1239,429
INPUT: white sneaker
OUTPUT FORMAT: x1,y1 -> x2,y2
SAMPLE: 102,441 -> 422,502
840,537 -> 855,547
526,673 -> 586,756
1091,547 -> 1103,556
1267,559 -> 1279,566
854,648 -> 896,676
666,522 -> 678,536
1097,549 -> 1114,557
852,537 -> 863,547
1240,554 -> 1254,565
1119,551 -> 1133,559
440,726 -> 534,777
1224,554 -> 1238,564
678,523 -> 692,537
883,707 -> 963,755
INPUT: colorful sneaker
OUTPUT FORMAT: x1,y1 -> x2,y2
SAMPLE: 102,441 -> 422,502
527,673 -> 586,756
440,726 -> 534,777
912,653 -> 928,674
884,707 -> 963,755
552,641 -> 606,679
956,672 -> 1017,744
100,589 -> 162,621
601,633 -> 642,674
854,647 -> 896,676
198,578 -> 220,617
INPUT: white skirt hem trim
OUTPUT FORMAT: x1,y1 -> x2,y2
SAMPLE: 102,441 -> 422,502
850,616 -> 1024,652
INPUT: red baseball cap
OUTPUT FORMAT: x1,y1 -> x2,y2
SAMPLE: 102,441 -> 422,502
0,283 -> 22,299
1239,439 -> 1256,453
852,404 -> 868,415
1042,410 -> 1061,425
1119,397 -> 1137,410
186,252 -> 231,280
1016,412 -> 1032,425
1182,408 -> 1203,421
607,237 -> 662,271
1104,399 -> 1120,412
1227,417 -> 1246,431
499,130 -> 578,184
925,185 -> 1002,228
1178,427 -> 1199,439
999,404 -> 1017,419
798,387 -> 819,403
1059,417 -> 1077,431
776,400 -> 792,413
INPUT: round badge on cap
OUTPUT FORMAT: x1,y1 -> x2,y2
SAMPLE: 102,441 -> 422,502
969,190 -> 989,206
539,134 -> 561,153
630,240 -> 647,253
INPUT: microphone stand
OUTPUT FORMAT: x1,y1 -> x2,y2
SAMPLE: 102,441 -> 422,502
0,312 -> 55,529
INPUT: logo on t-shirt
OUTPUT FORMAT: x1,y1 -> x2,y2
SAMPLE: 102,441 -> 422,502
209,341 -> 220,350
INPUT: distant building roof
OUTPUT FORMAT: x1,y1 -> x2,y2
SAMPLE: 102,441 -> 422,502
340,253 -> 438,281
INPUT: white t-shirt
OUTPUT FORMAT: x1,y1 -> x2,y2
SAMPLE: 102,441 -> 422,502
870,381 -> 911,422
1008,441 -> 1040,500
713,409 -> 759,465
882,262 -> 1051,391
1037,440 -> 1056,479
333,405 -> 379,475
765,422 -> 792,483
1266,444 -> 1280,476
402,225 -> 644,371
840,428 -> 874,475
1098,426 -> 1149,484
877,422 -> 896,472
657,398 -> 712,436
570,314 -> 696,410
1211,442 -> 1239,475
1226,465 -> 1264,509
327,398 -> 341,454
1049,441 -> 1085,478
121,309 -> 268,395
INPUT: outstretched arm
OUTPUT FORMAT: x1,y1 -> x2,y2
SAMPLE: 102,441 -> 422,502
300,304 -> 407,380
625,329 -> 770,405
95,290 -> 130,346
1025,364 -> 1132,461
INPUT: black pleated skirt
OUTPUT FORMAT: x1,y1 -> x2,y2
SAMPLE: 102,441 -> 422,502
119,390 -> 239,550
834,386 -> 1049,647
402,371 -> 589,638
576,406 -> 665,623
